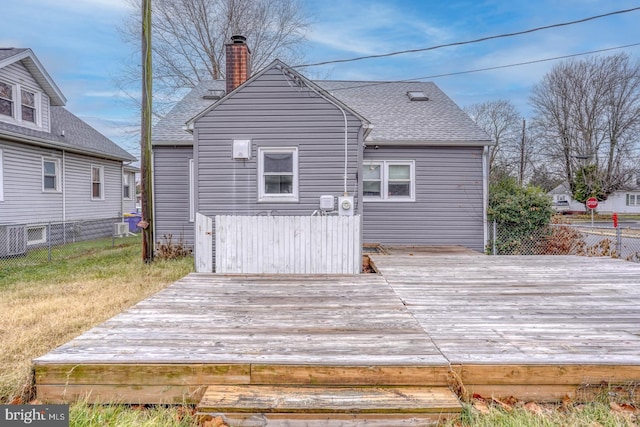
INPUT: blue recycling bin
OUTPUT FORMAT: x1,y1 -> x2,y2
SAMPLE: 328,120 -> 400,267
124,214 -> 141,233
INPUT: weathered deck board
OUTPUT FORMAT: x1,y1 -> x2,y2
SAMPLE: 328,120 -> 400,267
34,253 -> 640,404
197,385 -> 462,413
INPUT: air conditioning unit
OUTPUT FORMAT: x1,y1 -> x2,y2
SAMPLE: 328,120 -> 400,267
0,224 -> 27,257
113,222 -> 129,237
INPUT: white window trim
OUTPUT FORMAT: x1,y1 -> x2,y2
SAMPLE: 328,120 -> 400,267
0,80 -> 41,127
627,194 -> 640,206
0,149 -> 3,202
91,164 -> 105,200
123,172 -> 132,200
0,80 -> 15,120
258,147 -> 299,203
27,225 -> 47,246
42,157 -> 61,192
189,159 -> 195,222
363,160 -> 415,202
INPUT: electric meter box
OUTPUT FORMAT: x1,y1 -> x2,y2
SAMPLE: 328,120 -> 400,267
338,196 -> 354,216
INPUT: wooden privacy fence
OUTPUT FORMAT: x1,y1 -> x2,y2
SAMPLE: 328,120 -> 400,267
195,214 -> 361,274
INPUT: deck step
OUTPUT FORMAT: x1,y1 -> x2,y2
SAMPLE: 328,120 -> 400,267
196,385 -> 461,426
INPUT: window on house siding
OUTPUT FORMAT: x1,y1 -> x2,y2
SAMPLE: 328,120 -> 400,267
21,89 -> 36,123
123,173 -> 131,199
27,226 -> 47,245
258,147 -> 298,202
627,194 -> 640,206
0,82 -> 13,118
92,165 -> 104,200
42,158 -> 60,191
363,160 -> 415,201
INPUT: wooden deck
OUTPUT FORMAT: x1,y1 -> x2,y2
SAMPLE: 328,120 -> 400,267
34,254 -> 640,416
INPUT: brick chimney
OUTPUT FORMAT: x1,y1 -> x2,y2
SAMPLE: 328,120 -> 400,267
226,35 -> 251,94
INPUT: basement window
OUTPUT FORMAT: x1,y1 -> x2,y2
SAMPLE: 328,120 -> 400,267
407,91 -> 428,101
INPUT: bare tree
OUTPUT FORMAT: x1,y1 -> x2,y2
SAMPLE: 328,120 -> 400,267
465,100 -> 523,182
530,53 -> 640,202
119,0 -> 308,113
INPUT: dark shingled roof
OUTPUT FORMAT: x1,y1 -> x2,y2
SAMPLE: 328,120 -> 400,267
0,48 -> 28,62
153,65 -> 491,146
0,107 -> 135,161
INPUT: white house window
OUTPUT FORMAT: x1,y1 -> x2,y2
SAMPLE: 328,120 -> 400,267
91,165 -> 104,200
27,226 -> 47,245
21,89 -> 36,123
363,161 -> 415,201
0,81 -> 14,118
627,194 -> 640,206
42,158 -> 60,192
258,147 -> 298,202
123,173 -> 131,199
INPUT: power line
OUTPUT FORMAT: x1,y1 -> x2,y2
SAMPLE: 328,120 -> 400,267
293,7 -> 640,68
322,43 -> 640,92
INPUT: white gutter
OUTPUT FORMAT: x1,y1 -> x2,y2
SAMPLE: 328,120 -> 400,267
482,146 -> 489,247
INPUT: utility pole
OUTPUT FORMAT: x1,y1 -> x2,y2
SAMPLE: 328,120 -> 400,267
140,0 -> 154,262
519,119 -> 526,186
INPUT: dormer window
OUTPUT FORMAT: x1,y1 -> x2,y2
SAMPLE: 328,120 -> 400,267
0,81 -> 14,118
21,89 -> 36,123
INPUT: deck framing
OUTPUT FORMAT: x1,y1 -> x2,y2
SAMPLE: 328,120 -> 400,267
34,254 -> 640,405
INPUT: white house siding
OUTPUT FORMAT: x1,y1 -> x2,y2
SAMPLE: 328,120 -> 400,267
589,192 -> 640,214
122,171 -> 137,214
193,67 -> 362,235
0,61 -> 51,133
363,146 -> 485,252
63,152 -> 123,220
0,139 -> 63,223
153,146 -> 194,245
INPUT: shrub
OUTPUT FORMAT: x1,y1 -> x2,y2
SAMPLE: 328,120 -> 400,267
488,178 -> 554,254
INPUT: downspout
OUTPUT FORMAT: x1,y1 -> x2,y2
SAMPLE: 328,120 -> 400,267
62,150 -> 66,221
120,163 -> 124,219
304,84 -> 349,195
482,146 -> 489,247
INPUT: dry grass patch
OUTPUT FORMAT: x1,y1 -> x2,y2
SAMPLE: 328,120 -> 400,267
0,237 -> 193,403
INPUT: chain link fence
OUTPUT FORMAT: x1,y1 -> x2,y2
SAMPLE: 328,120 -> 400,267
488,220 -> 640,262
0,217 -> 141,270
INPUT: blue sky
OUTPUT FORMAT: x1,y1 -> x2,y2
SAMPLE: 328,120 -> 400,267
3,0 -> 640,158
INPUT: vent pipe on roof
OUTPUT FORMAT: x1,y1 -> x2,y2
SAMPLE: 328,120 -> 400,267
225,35 -> 251,94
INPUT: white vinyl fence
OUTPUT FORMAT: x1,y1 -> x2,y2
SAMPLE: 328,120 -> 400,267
195,214 -> 361,274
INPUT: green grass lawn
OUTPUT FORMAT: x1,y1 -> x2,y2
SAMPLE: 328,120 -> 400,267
1,236 -> 638,426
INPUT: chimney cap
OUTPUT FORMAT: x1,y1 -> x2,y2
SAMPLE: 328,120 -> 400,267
230,35 -> 247,44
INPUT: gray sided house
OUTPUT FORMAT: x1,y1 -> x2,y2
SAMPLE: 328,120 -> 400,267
152,38 -> 492,252
0,48 -> 136,248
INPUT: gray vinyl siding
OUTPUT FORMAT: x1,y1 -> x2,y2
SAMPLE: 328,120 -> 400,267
0,139 -> 124,224
64,152 -> 123,220
194,67 -> 362,226
0,61 -> 51,133
0,139 -> 63,223
363,146 -> 485,252
153,146 -> 194,245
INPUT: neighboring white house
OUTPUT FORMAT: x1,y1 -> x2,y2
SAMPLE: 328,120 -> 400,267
0,48 -> 136,254
549,183 -> 640,214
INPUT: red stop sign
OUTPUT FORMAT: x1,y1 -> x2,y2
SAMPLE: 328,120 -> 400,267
586,197 -> 598,209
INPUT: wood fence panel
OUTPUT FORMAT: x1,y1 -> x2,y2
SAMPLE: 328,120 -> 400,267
215,215 -> 361,274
